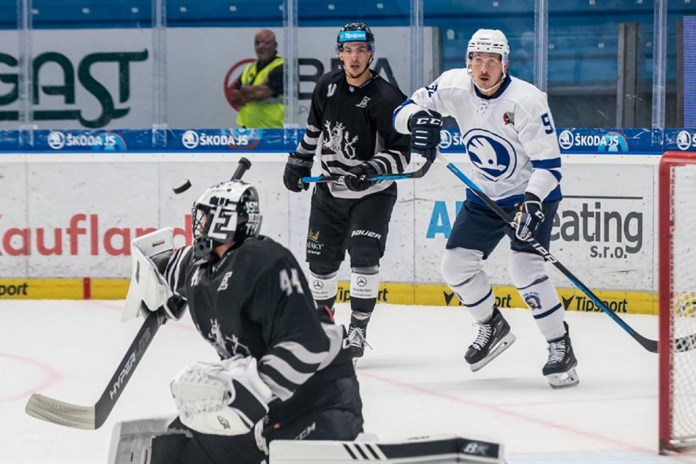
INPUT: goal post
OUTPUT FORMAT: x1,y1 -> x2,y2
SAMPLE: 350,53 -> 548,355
659,151 -> 696,453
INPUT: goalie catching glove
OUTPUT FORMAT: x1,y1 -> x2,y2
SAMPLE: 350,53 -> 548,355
513,193 -> 545,242
408,109 -> 443,161
170,356 -> 273,436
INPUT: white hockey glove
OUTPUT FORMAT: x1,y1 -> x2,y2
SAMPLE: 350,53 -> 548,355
123,228 -> 178,322
513,193 -> 545,242
170,356 -> 273,437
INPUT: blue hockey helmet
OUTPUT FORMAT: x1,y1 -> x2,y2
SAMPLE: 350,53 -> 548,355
336,22 -> 375,53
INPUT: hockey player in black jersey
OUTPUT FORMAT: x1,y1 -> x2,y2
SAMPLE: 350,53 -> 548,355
121,169 -> 363,463
283,22 -> 411,360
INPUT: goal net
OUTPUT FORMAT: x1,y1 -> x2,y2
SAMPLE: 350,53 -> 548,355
659,151 -> 696,453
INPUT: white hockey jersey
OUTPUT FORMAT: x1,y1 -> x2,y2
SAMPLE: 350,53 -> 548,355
394,70 -> 562,207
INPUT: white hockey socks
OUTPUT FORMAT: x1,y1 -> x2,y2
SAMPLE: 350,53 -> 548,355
350,266 -> 380,301
310,271 -> 338,303
509,251 -> 566,341
441,247 -> 496,322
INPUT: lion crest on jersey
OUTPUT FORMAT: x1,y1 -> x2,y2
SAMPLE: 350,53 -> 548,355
323,120 -> 358,159
462,129 -> 517,180
207,318 -> 251,358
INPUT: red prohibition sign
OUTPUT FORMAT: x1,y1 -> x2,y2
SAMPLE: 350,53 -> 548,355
224,58 -> 256,112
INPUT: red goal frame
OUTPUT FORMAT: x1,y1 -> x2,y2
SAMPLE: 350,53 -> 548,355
658,151 -> 696,453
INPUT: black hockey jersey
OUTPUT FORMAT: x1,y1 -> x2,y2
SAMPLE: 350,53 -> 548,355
163,235 -> 354,418
296,68 -> 411,199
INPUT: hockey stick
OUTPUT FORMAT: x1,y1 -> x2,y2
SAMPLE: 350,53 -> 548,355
25,310 -> 167,429
435,151 -> 680,354
301,160 -> 433,184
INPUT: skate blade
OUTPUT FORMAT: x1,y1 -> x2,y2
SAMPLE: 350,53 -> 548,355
470,333 -> 516,372
546,367 -> 580,389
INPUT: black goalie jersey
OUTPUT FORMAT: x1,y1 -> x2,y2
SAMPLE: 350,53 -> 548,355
296,68 -> 411,199
163,235 -> 355,423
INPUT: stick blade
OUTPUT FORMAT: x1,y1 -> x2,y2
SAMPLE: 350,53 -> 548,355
26,393 -> 96,430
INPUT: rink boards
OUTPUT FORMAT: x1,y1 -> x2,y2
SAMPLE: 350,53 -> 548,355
0,151 -> 662,314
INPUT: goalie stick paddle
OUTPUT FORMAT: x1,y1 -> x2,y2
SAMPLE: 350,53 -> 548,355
25,310 -> 167,430
435,151 -> 680,354
301,160 -> 433,184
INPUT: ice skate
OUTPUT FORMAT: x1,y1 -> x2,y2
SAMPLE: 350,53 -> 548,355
348,325 -> 372,362
543,322 -> 579,389
465,307 -> 516,372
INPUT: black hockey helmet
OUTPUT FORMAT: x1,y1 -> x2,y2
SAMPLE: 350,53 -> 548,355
192,180 -> 262,259
336,22 -> 375,53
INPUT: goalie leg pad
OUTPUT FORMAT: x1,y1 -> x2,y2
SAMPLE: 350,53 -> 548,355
269,434 -> 505,464
107,416 -> 181,464
149,418 -> 266,464
170,356 -> 273,436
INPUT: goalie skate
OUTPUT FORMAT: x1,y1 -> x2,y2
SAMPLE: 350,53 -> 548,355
465,307 -> 516,372
543,322 -> 579,389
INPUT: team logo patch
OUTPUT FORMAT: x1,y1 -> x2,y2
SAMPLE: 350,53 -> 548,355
355,96 -> 370,108
462,129 -> 517,181
217,271 -> 233,292
327,83 -> 337,98
523,292 -> 542,310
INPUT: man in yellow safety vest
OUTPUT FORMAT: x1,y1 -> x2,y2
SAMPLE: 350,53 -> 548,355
229,29 -> 284,128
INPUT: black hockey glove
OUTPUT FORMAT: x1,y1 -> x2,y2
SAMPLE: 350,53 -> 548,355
409,109 -> 443,162
345,163 -> 379,192
283,152 -> 313,192
514,193 -> 545,242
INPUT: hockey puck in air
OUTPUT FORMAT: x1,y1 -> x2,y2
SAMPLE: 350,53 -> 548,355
173,179 -> 192,194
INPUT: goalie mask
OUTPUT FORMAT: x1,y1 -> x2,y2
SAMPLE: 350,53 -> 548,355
192,180 -> 262,259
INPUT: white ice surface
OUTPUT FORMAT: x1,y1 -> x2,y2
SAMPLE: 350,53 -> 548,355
1,300 -> 695,464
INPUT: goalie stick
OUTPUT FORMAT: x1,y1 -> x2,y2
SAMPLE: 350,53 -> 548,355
301,160 -> 433,184
25,310 -> 167,430
436,151 -> 696,354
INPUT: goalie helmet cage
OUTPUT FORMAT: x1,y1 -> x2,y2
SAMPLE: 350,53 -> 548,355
659,151 -> 696,453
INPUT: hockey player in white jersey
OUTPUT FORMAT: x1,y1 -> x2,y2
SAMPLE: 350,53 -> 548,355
393,29 -> 578,388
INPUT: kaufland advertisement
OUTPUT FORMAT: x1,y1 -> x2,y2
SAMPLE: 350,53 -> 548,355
0,152 -> 659,312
